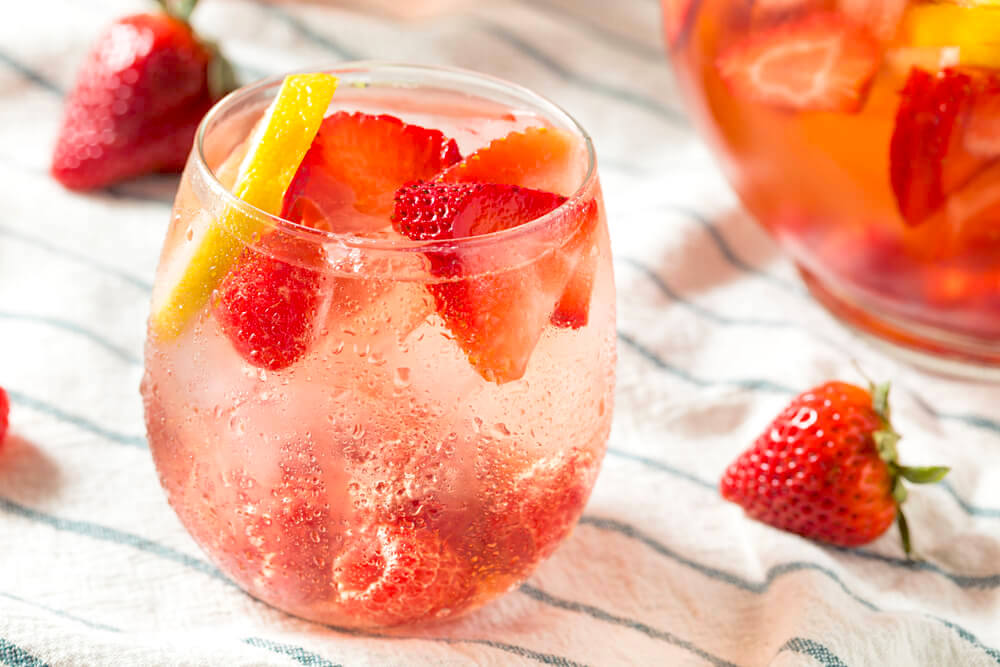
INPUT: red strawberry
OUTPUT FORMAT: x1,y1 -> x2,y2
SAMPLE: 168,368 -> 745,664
720,381 -> 948,553
392,182 -> 572,383
282,112 -> 461,228
715,12 -> 880,112
214,232 -> 327,371
0,386 -> 8,446
662,0 -> 698,48
51,2 -> 234,190
333,524 -> 475,626
437,128 -> 598,328
890,68 -> 986,227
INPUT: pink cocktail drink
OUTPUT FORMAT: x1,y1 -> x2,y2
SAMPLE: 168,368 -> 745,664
663,0 -> 1000,371
142,65 -> 615,627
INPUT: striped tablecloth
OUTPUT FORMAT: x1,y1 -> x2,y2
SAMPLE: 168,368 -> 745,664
4,0 -> 1000,664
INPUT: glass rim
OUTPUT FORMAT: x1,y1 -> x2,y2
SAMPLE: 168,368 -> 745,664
192,61 -> 598,253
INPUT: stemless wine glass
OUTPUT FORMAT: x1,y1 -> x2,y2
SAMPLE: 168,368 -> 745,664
663,1 -> 1000,376
141,63 -> 615,627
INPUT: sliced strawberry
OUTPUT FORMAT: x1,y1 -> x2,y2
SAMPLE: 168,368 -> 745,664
889,68 -> 986,226
214,232 -> 326,370
392,182 -> 571,383
282,112 -> 461,229
437,126 -> 585,196
438,127 -> 597,328
662,0 -> 698,48
715,12 -> 880,112
551,250 -> 597,329
333,524 -> 475,626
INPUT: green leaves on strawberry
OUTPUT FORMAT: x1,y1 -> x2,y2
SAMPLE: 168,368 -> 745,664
721,381 -> 948,555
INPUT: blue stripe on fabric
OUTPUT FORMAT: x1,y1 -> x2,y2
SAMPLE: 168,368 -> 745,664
0,638 -> 48,667
7,390 -> 147,448
602,447 -> 1000,592
0,48 -> 62,95
577,516 -> 877,611
326,624 -> 588,667
577,516 -> 1000,664
939,481 -> 1000,519
247,0 -> 361,60
907,391 -> 1000,438
468,19 -> 688,127
607,447 -> 714,490
617,330 -> 797,394
518,584 -> 737,667
0,591 -> 120,634
0,312 -> 140,365
832,547 -> 1000,590
777,638 -> 849,667
621,256 -> 1000,443
0,225 -> 152,292
0,496 -> 227,583
243,638 -> 340,667
0,589 -> 370,667
932,616 -> 1000,664
661,204 -> 801,293
0,498 -> 584,666
521,0 -> 665,61
618,257 -> 791,328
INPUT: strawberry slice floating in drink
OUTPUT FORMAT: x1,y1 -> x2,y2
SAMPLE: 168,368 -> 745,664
393,181 -> 581,384
283,111 -> 461,226
438,127 -> 599,329
889,67 -> 988,227
715,12 -> 881,112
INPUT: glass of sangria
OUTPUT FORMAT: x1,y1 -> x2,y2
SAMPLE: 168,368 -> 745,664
663,0 -> 1000,373
141,64 -> 615,627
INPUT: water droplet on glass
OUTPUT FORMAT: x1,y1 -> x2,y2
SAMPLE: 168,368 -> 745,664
394,367 -> 411,388
229,415 -> 246,435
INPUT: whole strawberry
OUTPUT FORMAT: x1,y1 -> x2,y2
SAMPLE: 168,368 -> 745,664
51,0 -> 235,191
720,381 -> 948,554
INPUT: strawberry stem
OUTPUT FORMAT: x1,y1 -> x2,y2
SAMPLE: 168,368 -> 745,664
869,382 -> 949,559
154,0 -> 200,23
897,509 -> 912,556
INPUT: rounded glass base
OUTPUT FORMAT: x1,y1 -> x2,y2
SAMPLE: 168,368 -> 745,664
799,267 -> 1000,382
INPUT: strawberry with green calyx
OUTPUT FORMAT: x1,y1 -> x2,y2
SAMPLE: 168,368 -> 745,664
51,0 -> 237,191
720,381 -> 949,555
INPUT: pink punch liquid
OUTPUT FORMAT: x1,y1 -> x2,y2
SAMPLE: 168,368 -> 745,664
142,76 -> 616,628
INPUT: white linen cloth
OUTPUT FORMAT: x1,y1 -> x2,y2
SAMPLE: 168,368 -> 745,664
3,0 -> 1000,664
